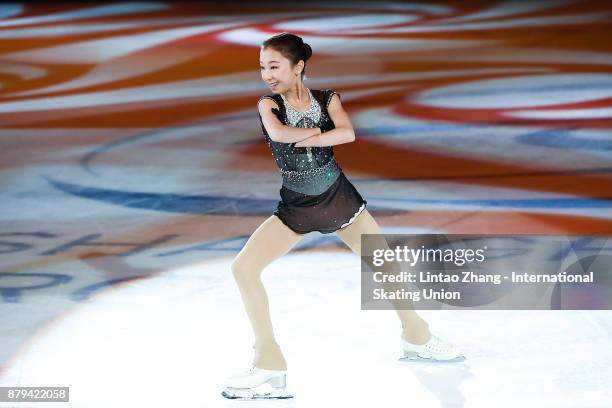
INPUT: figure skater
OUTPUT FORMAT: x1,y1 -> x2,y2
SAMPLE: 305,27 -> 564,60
222,32 -> 464,400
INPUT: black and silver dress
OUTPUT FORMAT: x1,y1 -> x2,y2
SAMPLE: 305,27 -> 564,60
258,88 -> 367,235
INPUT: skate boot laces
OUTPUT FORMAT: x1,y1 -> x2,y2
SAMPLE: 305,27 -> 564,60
426,335 -> 455,353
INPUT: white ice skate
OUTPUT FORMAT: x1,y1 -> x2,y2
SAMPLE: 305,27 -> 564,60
399,334 -> 466,363
221,366 -> 293,400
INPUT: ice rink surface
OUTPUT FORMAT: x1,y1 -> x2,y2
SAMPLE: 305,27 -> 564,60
2,253 -> 612,407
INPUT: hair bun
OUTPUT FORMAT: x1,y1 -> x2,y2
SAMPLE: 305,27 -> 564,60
302,42 -> 312,61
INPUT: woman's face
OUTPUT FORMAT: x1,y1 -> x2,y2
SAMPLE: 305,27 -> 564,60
259,46 -> 303,94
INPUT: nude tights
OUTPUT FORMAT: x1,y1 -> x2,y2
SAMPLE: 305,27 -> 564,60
231,209 -> 431,371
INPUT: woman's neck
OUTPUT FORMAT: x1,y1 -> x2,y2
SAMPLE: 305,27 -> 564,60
283,83 -> 309,104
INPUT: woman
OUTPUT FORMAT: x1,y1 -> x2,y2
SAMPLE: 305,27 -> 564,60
222,32 -> 463,400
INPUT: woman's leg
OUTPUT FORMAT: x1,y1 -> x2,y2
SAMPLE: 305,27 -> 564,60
231,215 -> 305,370
335,208 -> 432,345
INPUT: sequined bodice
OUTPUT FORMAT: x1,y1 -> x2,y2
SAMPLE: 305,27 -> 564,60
280,89 -> 321,127
258,88 -> 342,195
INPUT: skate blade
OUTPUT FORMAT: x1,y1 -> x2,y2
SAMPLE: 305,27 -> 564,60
221,387 -> 293,400
399,352 -> 466,364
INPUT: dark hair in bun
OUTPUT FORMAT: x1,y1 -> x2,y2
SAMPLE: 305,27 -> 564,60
262,32 -> 312,80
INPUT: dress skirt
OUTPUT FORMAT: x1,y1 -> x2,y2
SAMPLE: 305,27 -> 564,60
274,172 -> 367,235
